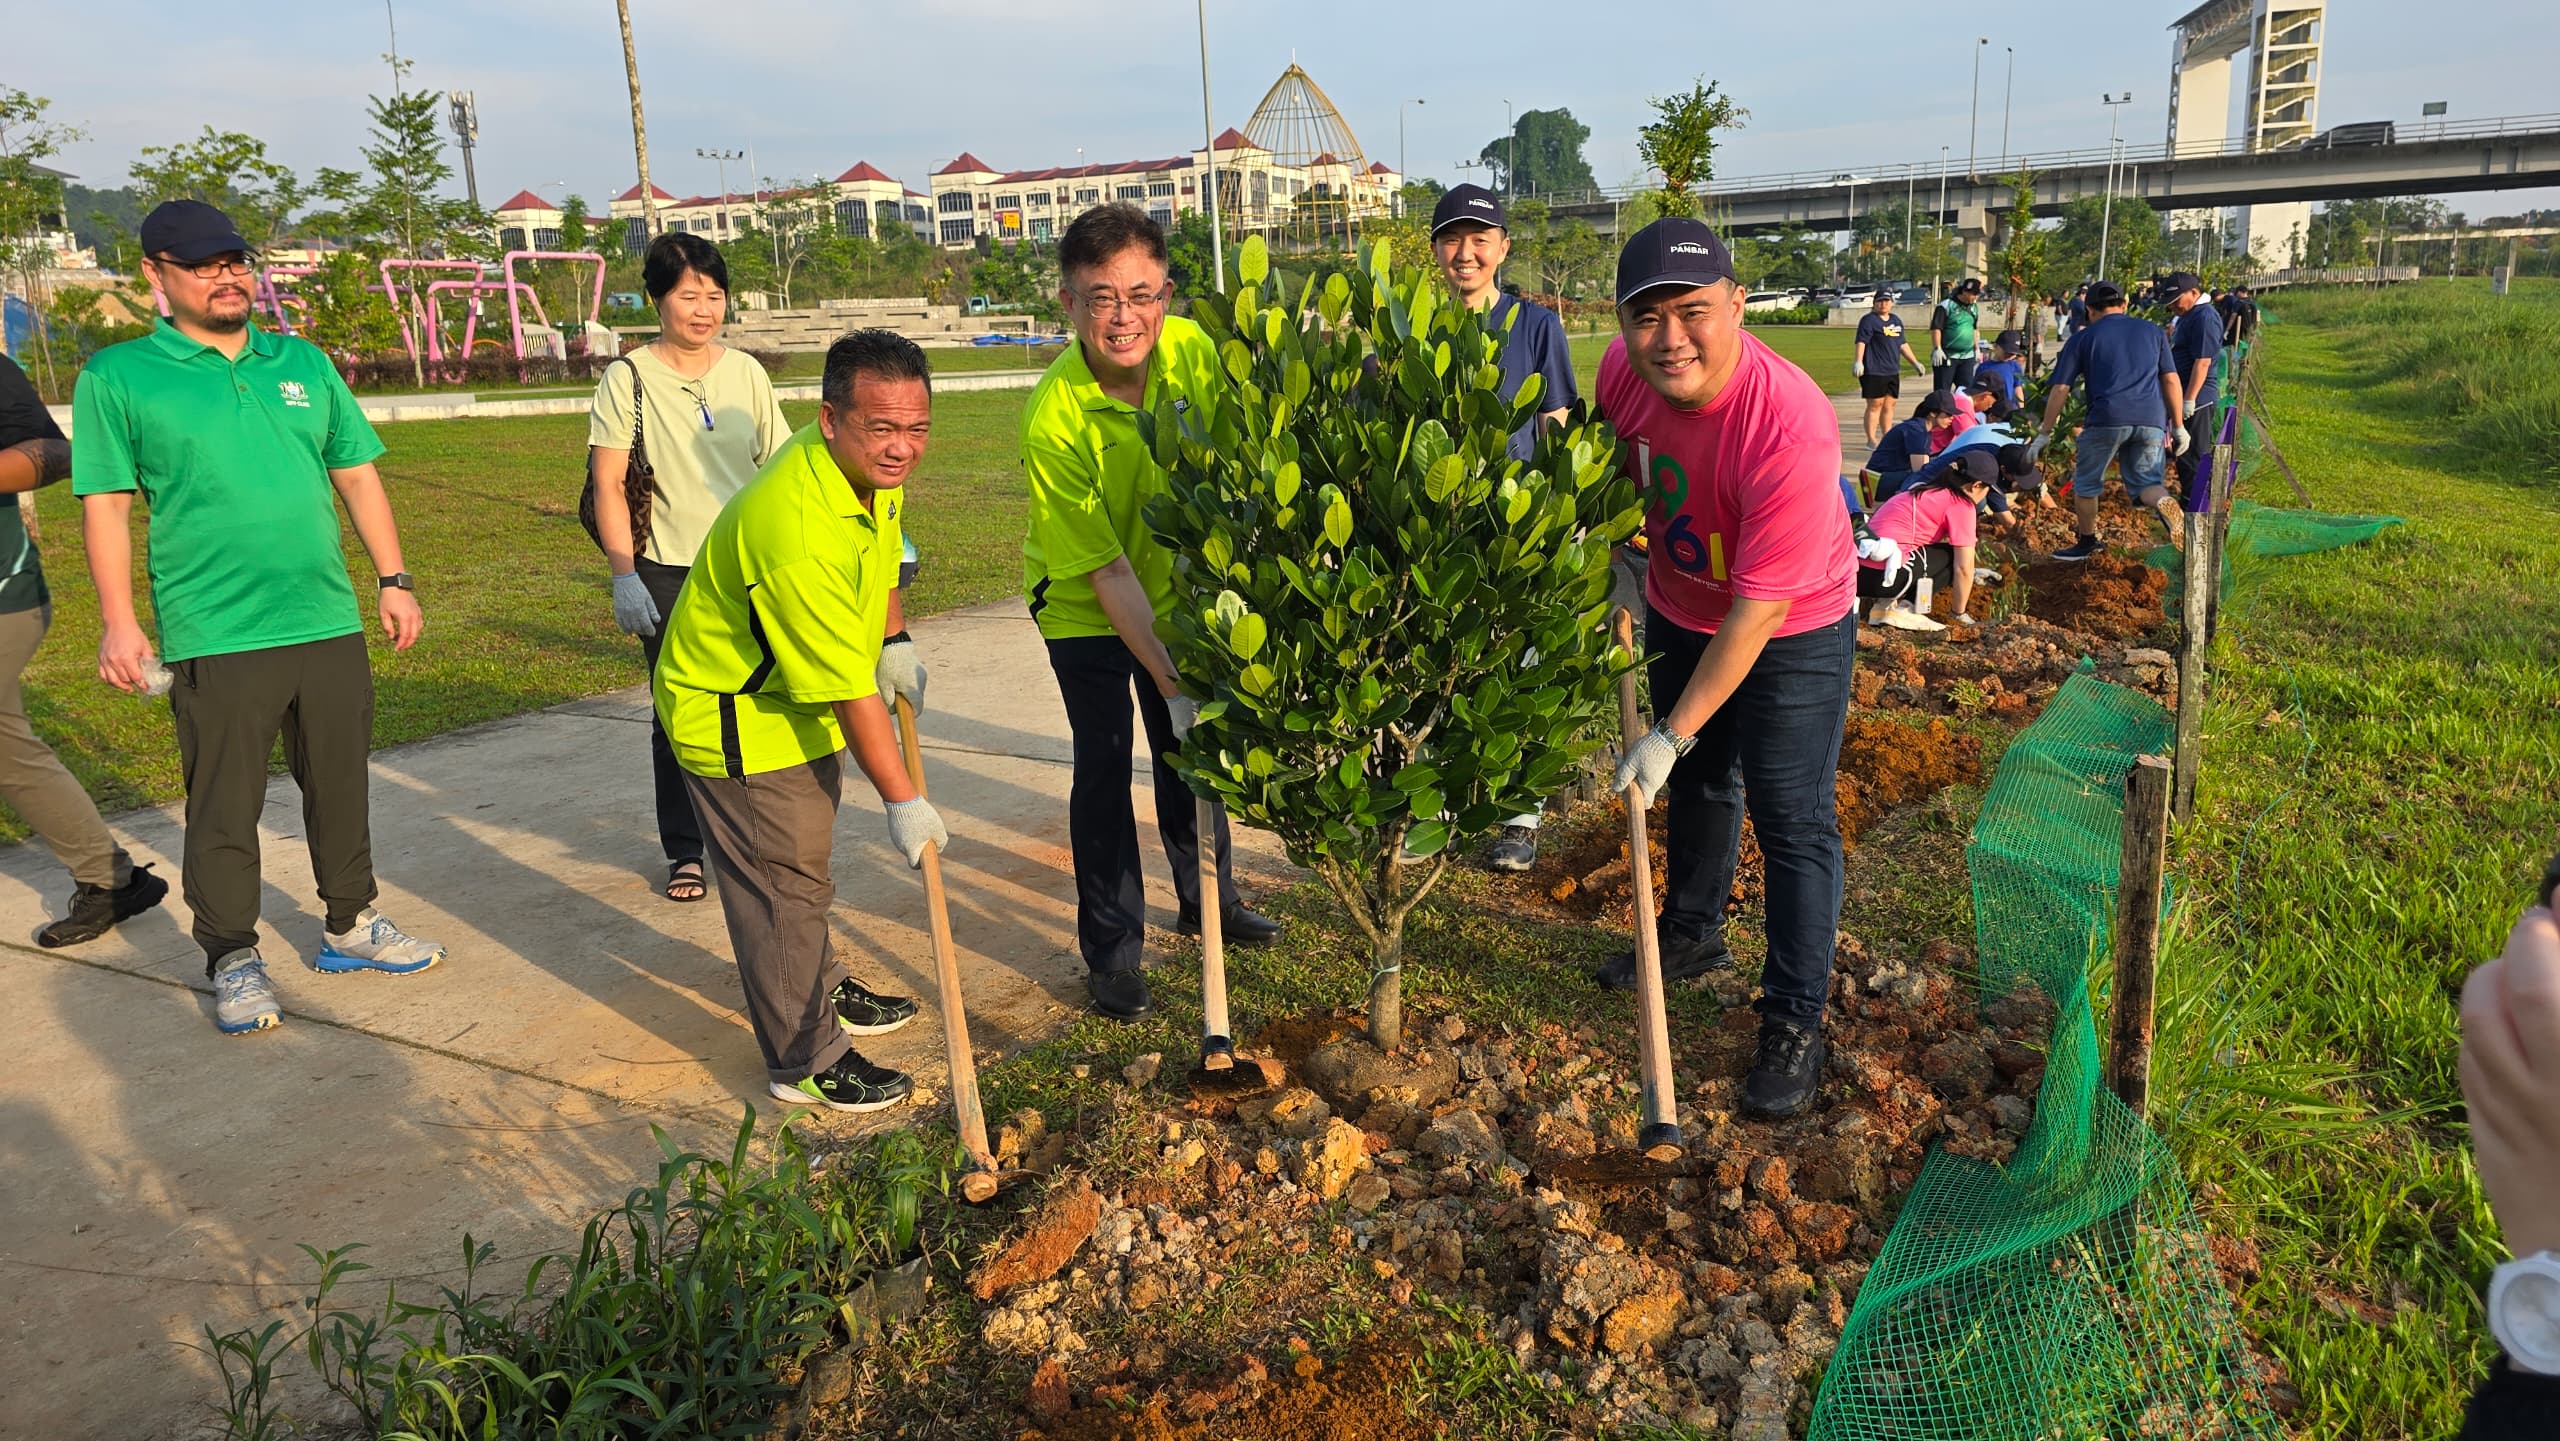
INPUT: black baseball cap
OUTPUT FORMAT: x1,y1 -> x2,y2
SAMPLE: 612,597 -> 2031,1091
1614,218 -> 1737,304
2161,270 -> 2204,297
1953,277 -> 1982,296
1950,447 -> 2004,490
139,199 -> 252,263
1913,388 -> 1958,420
1431,184 -> 1506,236
1994,327 -> 2025,353
2086,280 -> 2127,309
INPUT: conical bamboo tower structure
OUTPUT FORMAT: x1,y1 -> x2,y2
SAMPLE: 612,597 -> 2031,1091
1241,63 -> 1372,249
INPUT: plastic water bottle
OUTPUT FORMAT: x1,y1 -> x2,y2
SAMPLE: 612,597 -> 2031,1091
1914,576 -> 1936,616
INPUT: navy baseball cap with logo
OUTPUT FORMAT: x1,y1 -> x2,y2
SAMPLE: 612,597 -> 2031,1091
1613,217 -> 1737,304
2161,270 -> 2204,297
1430,184 -> 1507,236
139,199 -> 253,262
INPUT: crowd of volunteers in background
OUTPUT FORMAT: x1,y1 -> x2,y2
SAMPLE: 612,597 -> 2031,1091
1,192 -> 2545,1426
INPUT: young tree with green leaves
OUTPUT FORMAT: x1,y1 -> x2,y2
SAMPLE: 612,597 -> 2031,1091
0,88 -> 86,392
1637,79 -> 1747,220
1994,171 -> 2051,346
1143,236 -> 1641,1051
128,128 -> 303,251
305,62 -> 489,382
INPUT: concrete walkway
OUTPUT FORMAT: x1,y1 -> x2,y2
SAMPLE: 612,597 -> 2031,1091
0,599 -> 1292,1439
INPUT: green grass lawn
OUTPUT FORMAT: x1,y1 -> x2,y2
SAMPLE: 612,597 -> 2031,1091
2150,281 -> 2560,1436
7,391 -> 1032,841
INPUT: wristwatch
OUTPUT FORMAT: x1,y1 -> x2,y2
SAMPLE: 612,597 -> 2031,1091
378,573 -> 414,591
2490,1251 -> 2560,1376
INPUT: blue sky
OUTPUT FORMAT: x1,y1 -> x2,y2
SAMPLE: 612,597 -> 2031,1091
18,0 -> 2559,217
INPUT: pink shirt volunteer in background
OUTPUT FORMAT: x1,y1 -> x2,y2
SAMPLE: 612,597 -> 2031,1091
1863,484 -> 1979,560
1595,331 -> 1855,640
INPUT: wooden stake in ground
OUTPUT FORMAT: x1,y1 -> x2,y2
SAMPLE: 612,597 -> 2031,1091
2112,755 -> 2173,1116
2172,465 -> 2215,825
1612,607 -> 1683,1163
893,695 -> 1004,1203
1195,794 -> 1234,1073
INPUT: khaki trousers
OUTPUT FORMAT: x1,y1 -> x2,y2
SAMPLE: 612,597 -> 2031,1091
683,756 -> 853,1085
0,603 -> 127,890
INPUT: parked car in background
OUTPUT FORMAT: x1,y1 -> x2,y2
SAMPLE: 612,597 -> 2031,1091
1743,290 -> 1800,312
2300,120 -> 2396,149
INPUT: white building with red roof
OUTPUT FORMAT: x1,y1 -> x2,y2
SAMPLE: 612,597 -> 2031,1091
923,128 -> 1399,250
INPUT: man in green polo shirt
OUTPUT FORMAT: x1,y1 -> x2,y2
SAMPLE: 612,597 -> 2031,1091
654,329 -> 946,1113
73,200 -> 444,1037
1023,203 -> 1279,1024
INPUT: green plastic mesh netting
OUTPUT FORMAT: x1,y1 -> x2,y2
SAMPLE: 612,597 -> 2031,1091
1807,667 -> 2277,1439
2150,500 -> 2405,612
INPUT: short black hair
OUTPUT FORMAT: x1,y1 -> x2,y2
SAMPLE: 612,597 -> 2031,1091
1059,204 -> 1166,281
643,231 -> 728,302
822,328 -> 931,411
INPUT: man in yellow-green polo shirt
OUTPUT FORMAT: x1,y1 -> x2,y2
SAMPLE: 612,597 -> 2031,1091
654,330 -> 946,1113
1023,203 -> 1279,1024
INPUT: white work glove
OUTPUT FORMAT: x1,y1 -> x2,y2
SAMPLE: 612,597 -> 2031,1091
1166,693 -> 1199,742
2182,395 -> 2201,420
1851,357 -> 1864,377
1613,723 -> 1693,808
2164,427 -> 2188,458
2023,430 -> 2052,464
884,797 -> 948,869
875,637 -> 926,714
1856,534 -> 1906,589
1932,346 -> 1947,365
610,571 -> 659,638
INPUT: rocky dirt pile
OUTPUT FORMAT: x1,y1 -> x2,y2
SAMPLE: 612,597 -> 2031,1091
978,937 -> 2055,1440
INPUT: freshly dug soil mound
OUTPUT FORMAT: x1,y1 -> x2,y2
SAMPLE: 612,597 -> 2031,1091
2022,551 -> 2170,642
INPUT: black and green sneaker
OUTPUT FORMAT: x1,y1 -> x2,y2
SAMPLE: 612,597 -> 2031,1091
833,978 -> 917,1036
768,1050 -> 913,1113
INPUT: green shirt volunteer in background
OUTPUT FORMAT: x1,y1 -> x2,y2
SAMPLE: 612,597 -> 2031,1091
1020,312 -> 1224,640
72,319 -> 382,662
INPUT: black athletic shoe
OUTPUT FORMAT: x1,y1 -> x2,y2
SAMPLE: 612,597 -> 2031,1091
1742,1017 -> 1827,1119
2050,536 -> 2102,563
1483,825 -> 1540,873
833,978 -> 917,1036
36,863 -> 169,949
1087,967 -> 1155,1020
769,1049 -> 913,1113
1175,906 -> 1281,946
1594,930 -> 1736,991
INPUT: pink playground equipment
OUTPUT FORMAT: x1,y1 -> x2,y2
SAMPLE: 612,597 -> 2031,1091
378,258 -> 484,362
500,250 -> 608,362
256,266 -> 316,335
420,278 -> 543,369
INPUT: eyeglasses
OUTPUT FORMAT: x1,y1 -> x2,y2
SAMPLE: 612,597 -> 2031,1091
155,253 -> 257,279
1075,287 -> 1169,317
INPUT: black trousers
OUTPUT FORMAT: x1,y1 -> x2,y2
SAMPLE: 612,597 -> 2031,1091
635,557 -> 704,866
1854,543 -> 1956,603
1045,633 -> 1236,974
2172,406 -> 2217,505
169,634 -> 377,972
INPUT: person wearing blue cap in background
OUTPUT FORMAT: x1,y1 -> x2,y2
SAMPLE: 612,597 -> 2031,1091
1428,183 -> 1579,876
2025,279 -> 2187,563
1852,287 -> 1921,447
2163,272 -> 2223,500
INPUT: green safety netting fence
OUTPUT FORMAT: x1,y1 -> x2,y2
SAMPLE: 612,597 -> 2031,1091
2149,499 -> 2405,614
1806,667 -> 2275,1440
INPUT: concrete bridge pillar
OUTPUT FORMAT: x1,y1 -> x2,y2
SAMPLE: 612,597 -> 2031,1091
1956,205 -> 1994,284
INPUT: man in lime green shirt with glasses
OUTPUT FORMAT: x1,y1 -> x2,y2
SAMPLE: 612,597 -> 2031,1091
1022,204 -> 1278,1024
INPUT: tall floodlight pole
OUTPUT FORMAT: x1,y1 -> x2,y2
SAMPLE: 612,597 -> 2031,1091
1399,98 -> 1424,216
447,91 -> 481,210
2099,92 -> 2132,281
616,0 -> 660,236
1197,0 -> 1223,292
1934,146 -> 1949,298
2001,47 -> 2014,168
1969,37 -> 1988,178
698,147 -> 740,237
1905,165 -> 1915,264
1505,99 -> 1516,196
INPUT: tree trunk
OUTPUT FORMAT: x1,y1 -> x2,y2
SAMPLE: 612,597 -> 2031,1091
616,0 -> 660,239
1364,928 -> 1403,1054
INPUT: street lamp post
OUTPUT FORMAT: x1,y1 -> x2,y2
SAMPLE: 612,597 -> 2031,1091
2001,47 -> 2014,169
2098,92 -> 2132,281
697,147 -> 741,240
1969,37 -> 1988,178
1905,164 -> 1915,268
1504,99 -> 1515,197
1196,0 -> 1223,292
1399,98 -> 1424,216
1934,146 -> 1949,298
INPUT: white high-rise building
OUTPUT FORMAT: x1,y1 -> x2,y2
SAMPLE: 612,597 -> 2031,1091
2169,0 -> 2326,269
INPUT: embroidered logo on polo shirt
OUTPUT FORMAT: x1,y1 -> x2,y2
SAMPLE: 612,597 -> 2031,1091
278,380 -> 311,408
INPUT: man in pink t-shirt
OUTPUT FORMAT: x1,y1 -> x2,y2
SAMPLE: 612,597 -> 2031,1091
1597,218 -> 1858,1120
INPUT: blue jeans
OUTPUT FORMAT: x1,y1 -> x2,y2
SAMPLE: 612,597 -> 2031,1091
1648,606 -> 1856,1024
2071,424 -> 2167,499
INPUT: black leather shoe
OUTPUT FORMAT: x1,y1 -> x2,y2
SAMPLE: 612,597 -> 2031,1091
1086,968 -> 1155,1020
1175,906 -> 1281,947
1593,930 -> 1735,991
1742,1016 -> 1827,1119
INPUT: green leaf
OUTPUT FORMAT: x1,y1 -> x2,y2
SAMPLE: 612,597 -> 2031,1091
1402,820 -> 1451,858
1220,338 -> 1252,384
1425,454 -> 1467,503
1238,663 -> 1276,698
1273,460 -> 1302,507
1238,234 -> 1270,286
1227,612 -> 1268,660
1512,370 -> 1544,415
1284,359 -> 1312,408
1322,489 -> 1353,548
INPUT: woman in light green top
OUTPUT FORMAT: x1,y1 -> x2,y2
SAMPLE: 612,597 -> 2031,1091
587,232 -> 791,902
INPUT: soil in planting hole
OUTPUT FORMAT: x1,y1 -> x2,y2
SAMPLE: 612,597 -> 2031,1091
1023,1342 -> 1436,1441
2022,549 -> 2171,641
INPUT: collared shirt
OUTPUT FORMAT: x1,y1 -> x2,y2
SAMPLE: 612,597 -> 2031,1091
72,320 -> 383,662
0,355 -> 59,616
2170,303 -> 2225,410
1488,294 -> 1579,460
1019,314 -> 1226,641
652,423 -> 902,779
2049,313 -> 2176,430
586,344 -> 793,568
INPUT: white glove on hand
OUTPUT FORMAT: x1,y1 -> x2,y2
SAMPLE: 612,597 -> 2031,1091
1856,534 -> 1906,589
2023,430 -> 2052,464
885,797 -> 947,869
2164,427 -> 2188,458
1613,723 -> 1692,808
1932,346 -> 1947,366
875,638 -> 926,714
1166,694 -> 1199,742
611,571 -> 659,638
1851,357 -> 1864,377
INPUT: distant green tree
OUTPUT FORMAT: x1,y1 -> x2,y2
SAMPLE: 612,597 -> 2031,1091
1475,108 -> 1597,197
129,127 -> 303,250
303,62 -> 492,381
1166,209 -> 1219,297
0,87 -> 86,392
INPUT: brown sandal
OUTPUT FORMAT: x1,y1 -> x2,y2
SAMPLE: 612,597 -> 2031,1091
665,860 -> 706,902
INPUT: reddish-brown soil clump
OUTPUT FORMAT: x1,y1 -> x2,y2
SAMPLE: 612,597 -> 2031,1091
2023,550 -> 2171,641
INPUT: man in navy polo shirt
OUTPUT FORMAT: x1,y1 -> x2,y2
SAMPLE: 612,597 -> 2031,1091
2027,280 -> 2186,562
1429,183 -> 1578,875
1852,288 -> 1921,446
2163,271 -> 2223,499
